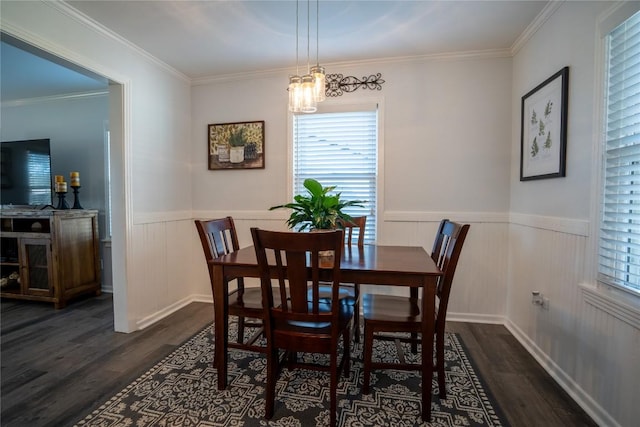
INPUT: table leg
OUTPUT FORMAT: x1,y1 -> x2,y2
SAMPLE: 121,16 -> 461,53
212,264 -> 229,390
421,277 -> 437,422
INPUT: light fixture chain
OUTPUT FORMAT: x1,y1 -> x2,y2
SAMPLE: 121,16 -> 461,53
306,0 -> 311,72
316,0 -> 319,65
296,0 -> 299,75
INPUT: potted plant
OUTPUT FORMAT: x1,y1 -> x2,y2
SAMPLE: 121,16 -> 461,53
228,128 -> 246,163
269,178 -> 366,231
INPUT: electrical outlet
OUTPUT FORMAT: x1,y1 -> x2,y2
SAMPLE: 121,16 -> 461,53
531,291 -> 543,306
542,297 -> 550,310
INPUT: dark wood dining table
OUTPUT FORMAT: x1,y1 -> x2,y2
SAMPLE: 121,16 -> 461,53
209,243 -> 443,421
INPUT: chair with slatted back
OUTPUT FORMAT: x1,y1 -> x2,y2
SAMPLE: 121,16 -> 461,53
195,217 -> 265,359
251,227 -> 353,427
312,216 -> 366,342
340,216 -> 366,342
361,219 -> 470,405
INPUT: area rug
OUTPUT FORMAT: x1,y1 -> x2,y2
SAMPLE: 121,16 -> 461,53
75,323 -> 507,426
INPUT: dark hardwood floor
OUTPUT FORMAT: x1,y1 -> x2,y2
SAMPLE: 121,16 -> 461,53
1,295 -> 596,427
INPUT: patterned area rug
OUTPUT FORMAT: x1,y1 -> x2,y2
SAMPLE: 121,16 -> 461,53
75,323 -> 507,426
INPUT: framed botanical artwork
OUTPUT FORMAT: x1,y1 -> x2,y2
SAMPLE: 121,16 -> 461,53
520,67 -> 569,181
208,121 -> 265,170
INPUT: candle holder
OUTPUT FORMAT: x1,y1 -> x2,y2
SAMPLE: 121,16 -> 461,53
55,192 -> 70,210
71,185 -> 84,209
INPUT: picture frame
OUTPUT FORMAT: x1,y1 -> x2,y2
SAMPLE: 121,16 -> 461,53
520,67 -> 569,181
208,121 -> 265,170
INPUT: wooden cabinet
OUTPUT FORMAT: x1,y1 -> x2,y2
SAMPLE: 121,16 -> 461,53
0,209 -> 101,308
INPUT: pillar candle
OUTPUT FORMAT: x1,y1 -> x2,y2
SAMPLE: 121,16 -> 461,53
56,182 -> 67,193
70,171 -> 80,187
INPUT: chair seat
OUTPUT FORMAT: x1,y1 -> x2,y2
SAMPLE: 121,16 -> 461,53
229,287 -> 286,311
228,286 -> 263,310
314,283 -> 357,306
362,293 -> 422,323
276,302 -> 355,332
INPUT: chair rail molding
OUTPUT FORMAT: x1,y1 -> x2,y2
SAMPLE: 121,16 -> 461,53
509,212 -> 589,236
580,283 -> 640,330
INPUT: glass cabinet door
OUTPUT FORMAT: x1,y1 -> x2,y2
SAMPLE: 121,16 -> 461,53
21,238 -> 53,296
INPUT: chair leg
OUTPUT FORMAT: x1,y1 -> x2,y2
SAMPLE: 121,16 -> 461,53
410,332 -> 418,354
237,316 -> 245,344
265,346 -> 278,419
330,351 -> 338,427
436,330 -> 446,399
362,322 -> 373,394
354,284 -> 360,343
342,328 -> 351,377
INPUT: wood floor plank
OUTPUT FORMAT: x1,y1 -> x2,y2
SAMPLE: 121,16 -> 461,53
1,295 -> 596,427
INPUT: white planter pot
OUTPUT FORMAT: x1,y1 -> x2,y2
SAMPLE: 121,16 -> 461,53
230,146 -> 245,163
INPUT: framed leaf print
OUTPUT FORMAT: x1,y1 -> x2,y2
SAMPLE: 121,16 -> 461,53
520,67 -> 569,181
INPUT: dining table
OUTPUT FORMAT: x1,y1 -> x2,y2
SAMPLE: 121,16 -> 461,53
209,243 -> 443,422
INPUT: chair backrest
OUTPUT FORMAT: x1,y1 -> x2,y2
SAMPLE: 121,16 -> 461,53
195,217 -> 247,295
431,219 -> 470,323
251,228 -> 344,331
194,216 -> 240,263
340,216 -> 366,247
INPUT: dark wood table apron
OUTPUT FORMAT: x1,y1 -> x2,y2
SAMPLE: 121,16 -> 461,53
210,244 -> 443,421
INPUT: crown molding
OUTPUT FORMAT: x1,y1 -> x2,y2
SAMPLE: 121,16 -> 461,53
191,48 -> 512,86
52,1 -> 189,83
2,90 -> 108,108
511,0 -> 564,55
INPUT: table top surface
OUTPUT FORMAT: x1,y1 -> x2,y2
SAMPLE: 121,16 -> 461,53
211,244 -> 441,276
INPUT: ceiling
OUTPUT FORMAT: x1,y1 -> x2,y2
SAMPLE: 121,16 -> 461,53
1,0 -> 549,102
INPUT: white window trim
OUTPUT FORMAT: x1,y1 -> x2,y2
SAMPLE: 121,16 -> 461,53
585,2 -> 640,313
286,96 -> 385,241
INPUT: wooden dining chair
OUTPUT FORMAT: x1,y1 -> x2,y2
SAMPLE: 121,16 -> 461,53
361,219 -> 470,405
314,216 -> 366,342
340,216 -> 366,341
251,227 -> 353,427
195,217 -> 266,358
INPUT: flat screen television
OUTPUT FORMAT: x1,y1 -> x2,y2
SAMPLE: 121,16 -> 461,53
0,139 -> 53,206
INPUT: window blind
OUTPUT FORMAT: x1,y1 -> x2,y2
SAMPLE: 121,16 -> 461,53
599,11 -> 640,294
293,110 -> 378,243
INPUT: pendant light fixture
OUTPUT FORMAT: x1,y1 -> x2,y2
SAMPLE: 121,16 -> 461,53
288,0 -> 302,112
288,0 -> 324,113
310,0 -> 325,103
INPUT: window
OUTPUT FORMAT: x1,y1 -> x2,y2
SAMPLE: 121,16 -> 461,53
598,10 -> 640,295
293,107 -> 378,243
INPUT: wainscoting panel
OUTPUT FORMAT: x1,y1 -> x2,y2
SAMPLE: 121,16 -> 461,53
507,221 -> 639,427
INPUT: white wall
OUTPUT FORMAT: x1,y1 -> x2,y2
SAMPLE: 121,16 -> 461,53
1,1 -> 193,331
509,2 -> 640,427
190,56 -> 513,314
192,57 -> 512,216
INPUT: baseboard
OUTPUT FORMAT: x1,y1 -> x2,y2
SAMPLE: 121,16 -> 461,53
447,312 -> 505,324
504,319 -> 619,427
136,295 -> 210,330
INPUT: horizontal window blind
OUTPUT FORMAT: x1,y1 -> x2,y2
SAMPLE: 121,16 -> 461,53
293,110 -> 377,243
599,10 -> 640,294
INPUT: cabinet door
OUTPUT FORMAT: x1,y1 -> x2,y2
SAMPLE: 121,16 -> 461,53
20,238 -> 53,296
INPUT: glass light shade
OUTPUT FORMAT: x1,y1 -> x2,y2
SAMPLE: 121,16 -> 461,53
288,75 -> 302,113
310,65 -> 326,102
300,74 -> 317,113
